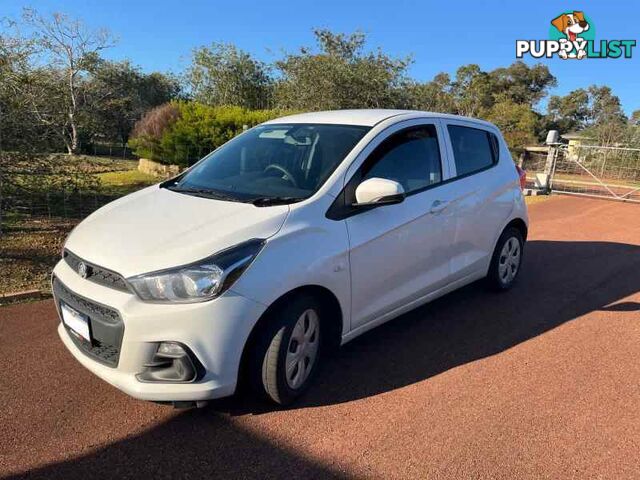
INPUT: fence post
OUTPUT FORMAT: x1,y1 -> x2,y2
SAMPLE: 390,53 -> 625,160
543,145 -> 559,193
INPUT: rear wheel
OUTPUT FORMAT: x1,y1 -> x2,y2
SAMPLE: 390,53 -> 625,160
249,295 -> 323,405
487,227 -> 524,291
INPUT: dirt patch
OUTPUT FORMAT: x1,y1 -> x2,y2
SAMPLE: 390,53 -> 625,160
0,217 -> 74,294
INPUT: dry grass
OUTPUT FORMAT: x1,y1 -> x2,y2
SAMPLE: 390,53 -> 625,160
52,155 -> 139,174
525,195 -> 551,205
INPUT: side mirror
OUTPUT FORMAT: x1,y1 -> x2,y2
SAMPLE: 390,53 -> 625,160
354,177 -> 405,207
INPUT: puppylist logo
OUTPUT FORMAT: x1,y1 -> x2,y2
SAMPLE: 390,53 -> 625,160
516,11 -> 636,60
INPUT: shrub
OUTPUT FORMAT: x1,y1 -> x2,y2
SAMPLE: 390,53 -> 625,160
128,103 -> 181,161
129,102 -> 288,167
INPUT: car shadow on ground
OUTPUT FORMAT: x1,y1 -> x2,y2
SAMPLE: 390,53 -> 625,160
6,239 -> 640,479
216,239 -> 640,412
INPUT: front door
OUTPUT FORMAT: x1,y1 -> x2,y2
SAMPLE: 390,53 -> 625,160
345,123 -> 457,329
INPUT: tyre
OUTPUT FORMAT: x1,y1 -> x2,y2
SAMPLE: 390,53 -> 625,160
249,294 -> 323,405
487,227 -> 524,291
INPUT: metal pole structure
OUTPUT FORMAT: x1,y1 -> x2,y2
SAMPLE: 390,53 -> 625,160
543,145 -> 557,193
548,146 -> 560,193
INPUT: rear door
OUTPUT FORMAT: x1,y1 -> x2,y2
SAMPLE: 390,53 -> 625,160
441,121 -> 513,279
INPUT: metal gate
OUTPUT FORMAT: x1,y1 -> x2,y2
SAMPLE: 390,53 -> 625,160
521,143 -> 640,203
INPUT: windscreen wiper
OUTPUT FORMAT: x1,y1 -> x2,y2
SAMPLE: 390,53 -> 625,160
251,196 -> 305,207
167,186 -> 240,202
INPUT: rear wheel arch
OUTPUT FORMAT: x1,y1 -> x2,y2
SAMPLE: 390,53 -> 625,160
485,217 -> 528,277
486,225 -> 524,291
505,217 -> 528,241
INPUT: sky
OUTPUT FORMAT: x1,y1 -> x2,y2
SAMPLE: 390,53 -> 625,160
4,0 -> 640,115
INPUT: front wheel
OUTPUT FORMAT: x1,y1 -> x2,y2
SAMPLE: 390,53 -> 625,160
249,295 -> 323,405
487,227 -> 524,291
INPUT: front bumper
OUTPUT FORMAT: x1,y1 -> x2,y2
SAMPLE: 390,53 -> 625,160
53,258 -> 267,402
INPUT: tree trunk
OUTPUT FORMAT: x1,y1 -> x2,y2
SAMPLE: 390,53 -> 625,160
68,64 -> 78,155
64,129 -> 72,155
0,170 -> 3,237
0,108 -> 2,236
70,120 -> 78,154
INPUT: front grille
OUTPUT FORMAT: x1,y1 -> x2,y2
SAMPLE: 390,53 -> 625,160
53,276 -> 124,367
63,250 -> 130,293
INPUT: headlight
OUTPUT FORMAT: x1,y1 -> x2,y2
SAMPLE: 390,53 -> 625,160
127,239 -> 265,303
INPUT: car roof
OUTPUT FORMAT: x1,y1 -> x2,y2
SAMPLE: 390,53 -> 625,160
262,109 -> 495,128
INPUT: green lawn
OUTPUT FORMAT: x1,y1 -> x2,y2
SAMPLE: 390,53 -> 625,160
97,169 -> 158,195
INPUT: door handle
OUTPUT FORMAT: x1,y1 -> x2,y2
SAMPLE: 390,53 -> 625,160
429,200 -> 449,214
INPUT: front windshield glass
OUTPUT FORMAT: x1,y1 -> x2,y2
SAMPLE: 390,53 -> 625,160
172,123 -> 370,203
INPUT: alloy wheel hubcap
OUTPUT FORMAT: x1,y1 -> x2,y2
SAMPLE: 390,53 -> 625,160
285,309 -> 320,389
498,237 -> 521,284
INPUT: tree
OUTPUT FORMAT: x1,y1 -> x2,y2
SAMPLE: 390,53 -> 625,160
187,43 -> 273,109
485,100 -> 538,154
21,8 -> 114,154
546,88 -> 590,133
404,61 -> 557,120
404,73 -> 456,113
450,64 -> 493,117
0,25 -> 32,151
588,86 -> 626,125
85,60 -> 181,145
586,85 -> 628,146
275,29 -> 411,110
490,62 -> 556,107
1,19 -> 66,152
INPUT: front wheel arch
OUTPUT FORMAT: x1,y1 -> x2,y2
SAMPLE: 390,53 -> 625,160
236,285 -> 343,394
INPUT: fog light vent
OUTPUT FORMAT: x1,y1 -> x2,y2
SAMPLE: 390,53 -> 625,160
136,342 -> 203,383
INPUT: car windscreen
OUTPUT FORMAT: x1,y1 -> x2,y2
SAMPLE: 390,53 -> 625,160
170,123 -> 370,204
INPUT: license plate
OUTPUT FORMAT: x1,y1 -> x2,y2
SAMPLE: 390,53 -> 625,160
60,302 -> 91,343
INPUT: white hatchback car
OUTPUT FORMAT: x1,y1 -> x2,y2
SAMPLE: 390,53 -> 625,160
53,110 -> 528,406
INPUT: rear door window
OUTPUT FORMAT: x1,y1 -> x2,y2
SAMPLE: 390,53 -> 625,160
447,125 -> 498,177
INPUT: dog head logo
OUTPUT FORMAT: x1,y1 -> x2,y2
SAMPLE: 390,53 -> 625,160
551,11 -> 590,59
551,11 -> 590,42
